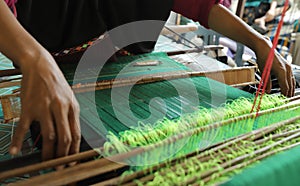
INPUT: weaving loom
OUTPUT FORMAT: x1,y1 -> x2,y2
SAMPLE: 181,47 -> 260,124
1,4 -> 299,181
0,46 -> 300,186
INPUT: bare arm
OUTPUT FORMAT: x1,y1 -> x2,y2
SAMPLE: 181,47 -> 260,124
207,4 -> 295,97
0,1 -> 81,161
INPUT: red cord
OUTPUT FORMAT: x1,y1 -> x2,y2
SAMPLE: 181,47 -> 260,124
251,0 -> 290,115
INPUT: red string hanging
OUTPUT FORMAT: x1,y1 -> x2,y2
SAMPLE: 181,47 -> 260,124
251,0 -> 290,116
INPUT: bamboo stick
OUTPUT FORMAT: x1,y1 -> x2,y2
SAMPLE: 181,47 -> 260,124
133,126 -> 300,185
0,80 -> 21,89
202,141 -> 300,185
182,131 -> 300,185
10,160 -> 124,186
71,67 -> 256,93
198,124 -> 300,163
0,69 -> 21,77
0,149 -> 99,180
9,142 -> 163,185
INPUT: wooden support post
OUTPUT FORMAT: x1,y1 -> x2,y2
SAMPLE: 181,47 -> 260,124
236,0 -> 246,18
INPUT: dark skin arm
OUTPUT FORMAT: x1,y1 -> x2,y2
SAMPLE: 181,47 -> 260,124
0,1 -> 81,161
207,4 -> 295,97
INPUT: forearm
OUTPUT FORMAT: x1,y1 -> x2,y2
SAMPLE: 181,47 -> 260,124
0,1 -> 46,72
207,4 -> 270,54
207,4 -> 294,97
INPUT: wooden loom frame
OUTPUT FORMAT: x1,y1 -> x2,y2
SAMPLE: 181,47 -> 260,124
0,65 -> 257,122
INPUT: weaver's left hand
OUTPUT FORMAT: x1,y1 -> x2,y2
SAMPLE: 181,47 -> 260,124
9,49 -> 81,161
255,40 -> 295,97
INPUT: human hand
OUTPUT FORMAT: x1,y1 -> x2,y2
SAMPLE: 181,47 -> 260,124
9,50 -> 81,161
265,10 -> 276,22
255,39 -> 295,97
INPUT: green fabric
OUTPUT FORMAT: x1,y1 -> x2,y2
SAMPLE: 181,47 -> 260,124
223,145 -> 300,186
60,52 -> 191,85
77,76 -> 253,137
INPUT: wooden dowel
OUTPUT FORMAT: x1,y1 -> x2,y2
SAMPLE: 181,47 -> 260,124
254,127 -> 300,146
10,143 -> 157,185
0,69 -> 21,77
0,80 -> 21,89
10,158 -> 113,186
182,131 -> 300,185
71,67 -> 256,93
202,124 -> 300,163
203,141 -> 300,185
0,149 -> 99,181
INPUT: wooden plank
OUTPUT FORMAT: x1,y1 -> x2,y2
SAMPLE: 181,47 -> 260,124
0,150 -> 99,181
0,80 -> 21,89
0,69 -> 21,78
72,66 -> 257,93
202,66 -> 256,85
236,0 -> 246,18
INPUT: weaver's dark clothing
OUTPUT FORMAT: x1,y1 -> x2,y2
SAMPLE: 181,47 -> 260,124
14,0 -> 220,52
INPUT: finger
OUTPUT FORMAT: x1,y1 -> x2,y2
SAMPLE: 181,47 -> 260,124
286,64 -> 295,97
52,104 -> 72,159
68,101 -> 81,166
278,77 -> 289,97
292,76 -> 296,97
68,102 -> 81,155
40,111 -> 56,161
271,52 -> 291,97
9,113 -> 31,155
274,65 -> 289,97
266,76 -> 272,94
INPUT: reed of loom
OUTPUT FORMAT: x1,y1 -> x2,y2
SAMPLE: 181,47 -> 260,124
71,66 -> 257,93
2,115 -> 300,186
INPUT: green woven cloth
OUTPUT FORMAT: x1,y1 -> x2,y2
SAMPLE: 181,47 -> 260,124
77,76 -> 252,137
223,145 -> 300,186
60,52 -> 190,84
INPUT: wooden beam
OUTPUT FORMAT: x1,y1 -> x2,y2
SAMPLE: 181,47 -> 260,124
236,0 -> 246,18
